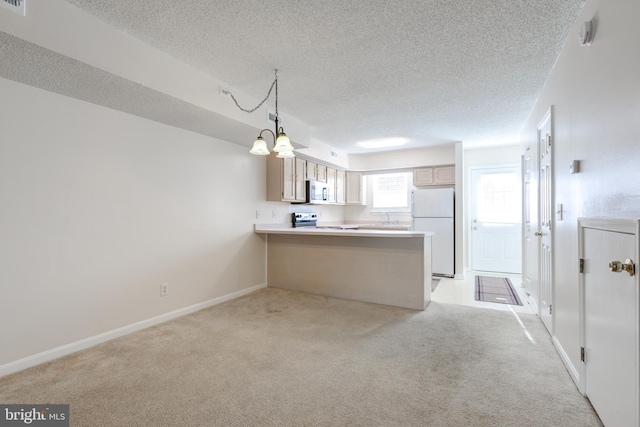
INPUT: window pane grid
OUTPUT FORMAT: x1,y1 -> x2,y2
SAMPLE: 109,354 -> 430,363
477,172 -> 519,223
372,172 -> 410,209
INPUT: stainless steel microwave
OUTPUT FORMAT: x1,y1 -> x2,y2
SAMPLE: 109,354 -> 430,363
305,180 -> 329,204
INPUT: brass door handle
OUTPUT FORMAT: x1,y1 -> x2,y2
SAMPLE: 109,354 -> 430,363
609,259 -> 635,276
534,232 -> 543,237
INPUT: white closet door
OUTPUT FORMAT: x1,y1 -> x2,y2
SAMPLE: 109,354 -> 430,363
583,223 -> 638,427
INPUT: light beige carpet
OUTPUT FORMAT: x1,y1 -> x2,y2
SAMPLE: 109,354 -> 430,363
0,288 -> 602,426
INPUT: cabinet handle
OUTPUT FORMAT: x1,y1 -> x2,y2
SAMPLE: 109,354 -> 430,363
609,259 -> 635,276
534,231 -> 543,237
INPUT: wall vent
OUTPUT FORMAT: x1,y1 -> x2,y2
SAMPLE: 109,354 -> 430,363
0,0 -> 25,15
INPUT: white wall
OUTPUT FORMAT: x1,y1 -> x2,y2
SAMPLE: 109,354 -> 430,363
521,0 -> 640,376
464,145 -> 521,168
296,138 -> 350,170
348,144 -> 455,171
0,78 -> 267,368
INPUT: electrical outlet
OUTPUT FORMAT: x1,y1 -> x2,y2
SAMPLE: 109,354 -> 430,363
272,210 -> 276,219
256,210 -> 261,219
160,283 -> 168,297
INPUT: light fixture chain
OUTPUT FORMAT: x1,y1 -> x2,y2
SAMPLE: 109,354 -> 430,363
226,74 -> 277,114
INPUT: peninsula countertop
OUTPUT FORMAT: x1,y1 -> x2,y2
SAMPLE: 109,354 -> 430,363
254,224 -> 434,238
257,223 -> 433,310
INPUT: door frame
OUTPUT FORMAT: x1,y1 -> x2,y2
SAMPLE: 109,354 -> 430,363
468,163 -> 522,274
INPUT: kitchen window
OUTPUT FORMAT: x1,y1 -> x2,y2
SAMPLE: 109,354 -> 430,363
371,172 -> 411,211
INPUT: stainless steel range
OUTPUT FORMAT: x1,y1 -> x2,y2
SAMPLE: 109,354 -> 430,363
292,212 -> 317,228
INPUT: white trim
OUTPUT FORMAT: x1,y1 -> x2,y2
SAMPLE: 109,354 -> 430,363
0,283 -> 267,378
527,292 -> 539,316
578,217 -> 639,235
552,335 -> 580,389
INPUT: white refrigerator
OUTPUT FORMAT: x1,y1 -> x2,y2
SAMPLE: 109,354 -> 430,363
411,188 -> 454,277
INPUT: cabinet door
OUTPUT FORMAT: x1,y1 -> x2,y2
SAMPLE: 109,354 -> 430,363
413,168 -> 434,186
316,164 -> 327,182
294,158 -> 307,202
346,172 -> 364,205
326,168 -> 337,203
306,161 -> 317,180
433,165 -> 455,185
413,165 -> 455,186
336,170 -> 346,205
282,157 -> 296,201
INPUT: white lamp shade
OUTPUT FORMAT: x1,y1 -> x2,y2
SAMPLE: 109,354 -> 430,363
273,132 -> 294,152
276,149 -> 295,158
249,137 -> 270,155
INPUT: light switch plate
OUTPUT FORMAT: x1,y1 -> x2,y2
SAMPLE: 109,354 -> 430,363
569,160 -> 580,174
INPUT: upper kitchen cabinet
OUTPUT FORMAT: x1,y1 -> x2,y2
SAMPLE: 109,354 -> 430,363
413,165 -> 455,187
306,160 -> 327,182
345,172 -> 365,205
267,156 -> 306,202
317,164 -> 327,182
326,168 -> 337,204
336,170 -> 346,205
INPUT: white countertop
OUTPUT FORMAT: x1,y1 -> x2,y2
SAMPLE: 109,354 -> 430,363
254,224 -> 433,238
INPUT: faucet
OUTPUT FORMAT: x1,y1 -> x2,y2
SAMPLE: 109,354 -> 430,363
383,213 -> 399,225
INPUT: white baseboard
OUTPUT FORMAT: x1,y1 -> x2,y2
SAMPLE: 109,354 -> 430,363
527,293 -> 539,315
552,335 -> 580,389
0,283 -> 267,378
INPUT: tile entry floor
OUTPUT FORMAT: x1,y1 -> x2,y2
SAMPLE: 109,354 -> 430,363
432,272 -> 535,314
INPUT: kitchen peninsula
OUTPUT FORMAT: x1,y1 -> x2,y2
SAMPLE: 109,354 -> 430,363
254,225 -> 433,310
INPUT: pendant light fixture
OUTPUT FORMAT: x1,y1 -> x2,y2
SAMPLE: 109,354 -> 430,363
226,69 -> 294,158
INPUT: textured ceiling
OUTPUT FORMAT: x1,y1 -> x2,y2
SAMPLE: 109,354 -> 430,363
60,1 -> 584,152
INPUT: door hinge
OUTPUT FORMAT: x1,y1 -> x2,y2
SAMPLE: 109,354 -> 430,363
581,347 -> 586,363
579,258 -> 585,273
549,304 -> 552,315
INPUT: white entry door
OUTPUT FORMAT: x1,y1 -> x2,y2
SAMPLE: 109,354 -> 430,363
581,220 -> 638,427
470,166 -> 521,273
